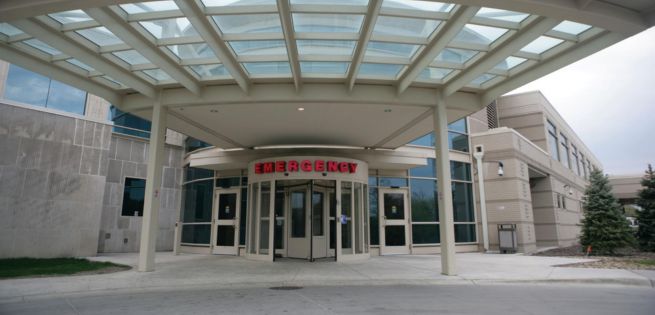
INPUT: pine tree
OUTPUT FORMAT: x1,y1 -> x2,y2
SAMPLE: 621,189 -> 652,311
580,168 -> 636,255
636,164 -> 655,251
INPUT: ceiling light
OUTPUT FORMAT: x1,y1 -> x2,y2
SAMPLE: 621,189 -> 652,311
384,109 -> 392,112
210,109 -> 218,113
297,107 -> 305,111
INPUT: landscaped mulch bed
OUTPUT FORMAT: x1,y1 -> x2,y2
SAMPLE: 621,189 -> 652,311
533,245 -> 655,270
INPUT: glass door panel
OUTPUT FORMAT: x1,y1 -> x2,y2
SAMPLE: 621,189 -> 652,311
212,189 -> 240,255
379,189 -> 410,255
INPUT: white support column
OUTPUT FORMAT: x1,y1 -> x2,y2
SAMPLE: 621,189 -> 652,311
433,93 -> 456,276
138,97 -> 167,272
473,151 -> 490,252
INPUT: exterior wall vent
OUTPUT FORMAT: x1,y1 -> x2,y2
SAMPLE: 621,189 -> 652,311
487,101 -> 499,129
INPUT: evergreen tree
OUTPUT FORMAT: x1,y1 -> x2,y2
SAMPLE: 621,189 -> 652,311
580,168 -> 636,255
636,164 -> 655,251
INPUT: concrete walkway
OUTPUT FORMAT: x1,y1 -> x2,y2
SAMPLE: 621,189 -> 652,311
1,253 -> 654,302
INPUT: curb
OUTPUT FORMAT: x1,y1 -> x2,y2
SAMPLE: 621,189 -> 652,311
1,277 -> 652,304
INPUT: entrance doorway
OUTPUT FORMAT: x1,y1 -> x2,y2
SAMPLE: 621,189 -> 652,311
212,188 -> 240,255
379,188 -> 410,255
274,180 -> 336,261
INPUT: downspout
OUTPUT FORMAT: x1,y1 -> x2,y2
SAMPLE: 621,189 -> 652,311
473,146 -> 489,252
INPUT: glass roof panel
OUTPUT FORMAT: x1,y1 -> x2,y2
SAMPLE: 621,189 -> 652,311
520,36 -> 564,54
140,18 -> 198,39
24,39 -> 62,55
113,50 -> 151,65
493,56 -> 526,71
358,63 -> 403,77
365,42 -> 420,58
143,68 -> 173,81
242,62 -> 291,75
382,0 -> 454,12
296,40 -> 356,56
475,7 -> 529,22
189,64 -> 230,78
66,59 -> 95,72
454,24 -> 508,46
120,1 -> 179,14
49,10 -> 93,24
293,14 -> 364,33
292,0 -> 368,5
101,76 -> 125,87
77,27 -> 123,46
373,16 -> 440,39
418,67 -> 452,80
168,43 -> 217,60
470,73 -> 496,85
203,0 -> 276,7
0,23 -> 23,36
553,21 -> 592,35
213,14 -> 282,34
435,48 -> 478,64
300,62 -> 350,75
229,40 -> 287,56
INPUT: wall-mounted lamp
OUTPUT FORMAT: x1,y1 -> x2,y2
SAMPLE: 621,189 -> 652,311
563,184 -> 573,195
497,162 -> 504,177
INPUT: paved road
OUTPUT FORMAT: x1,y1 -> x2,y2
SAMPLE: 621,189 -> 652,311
1,284 -> 653,314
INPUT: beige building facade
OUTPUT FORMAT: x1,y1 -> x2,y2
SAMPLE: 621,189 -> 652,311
470,91 -> 600,253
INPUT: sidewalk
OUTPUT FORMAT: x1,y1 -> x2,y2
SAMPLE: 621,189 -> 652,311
1,253 -> 653,302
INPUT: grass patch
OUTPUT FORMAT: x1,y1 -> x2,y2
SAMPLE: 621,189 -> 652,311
0,258 -> 130,279
636,259 -> 655,267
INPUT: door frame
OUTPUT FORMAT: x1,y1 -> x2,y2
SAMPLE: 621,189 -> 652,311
378,188 -> 410,255
211,188 -> 240,255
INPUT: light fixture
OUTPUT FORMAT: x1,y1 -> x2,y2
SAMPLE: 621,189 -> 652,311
297,107 -> 305,111
564,184 -> 573,195
497,162 -> 504,177
210,109 -> 218,113
384,109 -> 392,112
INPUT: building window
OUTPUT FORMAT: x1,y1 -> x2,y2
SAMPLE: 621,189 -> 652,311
185,137 -> 211,153
559,133 -> 570,168
180,167 -> 215,245
408,118 -> 469,152
109,105 -> 151,138
547,120 -> 559,161
571,145 -> 580,176
555,193 -> 567,209
406,160 -> 476,245
580,153 -> 587,179
121,178 -> 146,216
4,64 -> 87,115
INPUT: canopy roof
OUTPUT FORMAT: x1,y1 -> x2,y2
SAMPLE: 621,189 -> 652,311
1,0 -> 652,149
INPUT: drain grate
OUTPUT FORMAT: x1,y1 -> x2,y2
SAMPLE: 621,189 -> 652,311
269,286 -> 303,291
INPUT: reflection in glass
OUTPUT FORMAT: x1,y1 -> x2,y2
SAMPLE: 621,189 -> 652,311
383,193 -> 404,220
385,226 -> 406,246
229,40 -> 287,56
297,40 -> 356,56
218,193 -> 237,220
312,191 -> 324,236
291,191 -> 306,238
259,182 -> 270,254
410,179 -> 437,222
113,50 -> 150,65
24,39 -> 61,55
213,14 -> 282,33
418,67 -> 452,81
475,7 -> 529,22
77,27 -> 123,46
369,187 -> 379,245
365,41 -> 420,58
373,16 -> 439,39
412,224 -> 439,244
341,182 -> 352,250
168,43 -> 217,60
520,36 -> 563,54
455,224 -> 476,242
358,63 -> 403,77
49,10 -> 93,23
454,24 -> 508,45
181,224 -> 211,244
242,62 -> 291,75
452,182 -> 474,222
553,21 -> 591,35
182,179 -> 213,222
434,48 -> 478,65
139,18 -> 198,39
293,13 -> 364,33
300,62 -> 349,75
190,64 -> 230,78
493,56 -> 527,71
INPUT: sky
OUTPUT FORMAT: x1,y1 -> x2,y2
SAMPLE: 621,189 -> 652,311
507,26 -> 655,176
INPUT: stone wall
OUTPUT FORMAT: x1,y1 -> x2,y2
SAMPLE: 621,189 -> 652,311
0,102 -> 109,258
98,134 -> 184,253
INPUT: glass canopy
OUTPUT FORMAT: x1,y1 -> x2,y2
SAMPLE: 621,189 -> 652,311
0,1 -> 605,93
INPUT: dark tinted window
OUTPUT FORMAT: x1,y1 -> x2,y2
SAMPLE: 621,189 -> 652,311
121,178 -> 145,216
